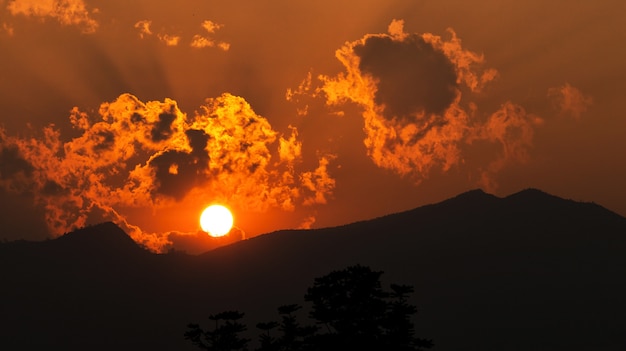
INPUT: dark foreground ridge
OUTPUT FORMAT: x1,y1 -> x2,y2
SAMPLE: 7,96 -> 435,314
1,188 -> 625,350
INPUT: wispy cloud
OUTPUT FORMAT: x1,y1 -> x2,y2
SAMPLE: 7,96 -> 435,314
7,0 -> 98,33
548,83 -> 593,120
134,20 -> 152,39
133,18 -> 229,50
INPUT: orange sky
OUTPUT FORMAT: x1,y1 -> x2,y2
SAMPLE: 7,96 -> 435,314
1,0 -> 624,253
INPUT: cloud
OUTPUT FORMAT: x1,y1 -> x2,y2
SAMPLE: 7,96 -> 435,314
298,215 -> 316,229
477,102 -> 543,163
301,19 -> 545,189
0,130 -> 35,193
200,20 -> 222,34
285,71 -> 314,116
2,22 -> 15,36
134,19 -> 181,46
134,18 -> 229,50
0,93 -> 335,252
190,20 -> 230,50
7,0 -> 98,33
134,20 -> 152,39
548,83 -> 593,119
189,35 -> 214,48
158,33 -> 181,46
353,28 -> 458,119
278,125 -> 302,163
301,155 -> 336,206
469,102 -> 544,192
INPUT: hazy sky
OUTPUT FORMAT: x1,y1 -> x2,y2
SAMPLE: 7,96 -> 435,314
1,0 -> 624,252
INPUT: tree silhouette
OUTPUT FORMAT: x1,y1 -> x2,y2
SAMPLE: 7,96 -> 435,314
302,265 -> 433,350
304,264 -> 388,349
185,310 -> 249,351
276,304 -> 317,351
255,321 -> 279,351
385,284 -> 434,350
186,265 -> 431,351
256,304 -> 317,351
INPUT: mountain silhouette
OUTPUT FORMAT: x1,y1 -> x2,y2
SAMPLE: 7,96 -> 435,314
53,221 -> 144,250
1,189 -> 625,350
2,221 -> 145,253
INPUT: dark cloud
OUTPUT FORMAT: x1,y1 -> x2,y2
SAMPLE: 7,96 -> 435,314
92,130 -> 116,152
186,129 -> 210,157
150,150 -> 200,200
131,112 -> 145,124
149,129 -> 210,200
354,34 -> 458,119
0,145 -> 34,180
0,143 -> 37,197
151,110 -> 177,142
41,180 -> 66,196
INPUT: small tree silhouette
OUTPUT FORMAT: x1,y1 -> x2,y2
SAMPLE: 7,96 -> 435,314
255,321 -> 279,351
256,304 -> 317,351
276,304 -> 317,351
385,284 -> 434,350
184,310 -> 249,351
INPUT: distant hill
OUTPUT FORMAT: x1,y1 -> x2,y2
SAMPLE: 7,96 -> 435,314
1,189 -> 625,350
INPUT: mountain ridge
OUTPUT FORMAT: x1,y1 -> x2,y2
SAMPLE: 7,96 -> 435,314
2,188 -> 625,350
2,188 -> 621,255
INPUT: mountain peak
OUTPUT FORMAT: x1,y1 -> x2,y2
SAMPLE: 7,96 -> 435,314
506,187 -> 556,200
453,188 -> 492,199
437,188 -> 499,209
54,221 -> 143,254
503,187 -> 577,210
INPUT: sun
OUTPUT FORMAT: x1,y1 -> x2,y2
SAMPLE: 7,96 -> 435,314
200,204 -> 234,237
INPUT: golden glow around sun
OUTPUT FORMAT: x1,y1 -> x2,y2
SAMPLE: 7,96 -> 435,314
200,204 -> 234,237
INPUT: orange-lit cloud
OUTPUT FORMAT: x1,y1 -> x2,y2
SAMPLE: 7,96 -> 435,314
301,155 -> 336,206
133,19 -> 181,46
134,18 -> 229,50
200,20 -> 222,34
286,71 -> 314,116
190,20 -> 229,50
307,19 -> 545,188
158,33 -> 181,46
0,93 -> 335,252
469,102 -> 544,192
548,83 -> 593,120
2,22 -> 15,36
134,20 -> 152,39
189,35 -> 214,48
7,0 -> 98,33
298,215 -> 316,230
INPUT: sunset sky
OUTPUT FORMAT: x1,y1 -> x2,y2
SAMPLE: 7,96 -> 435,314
1,0 -> 624,252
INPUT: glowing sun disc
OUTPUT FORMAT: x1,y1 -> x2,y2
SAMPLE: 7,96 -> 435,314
200,204 -> 234,237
